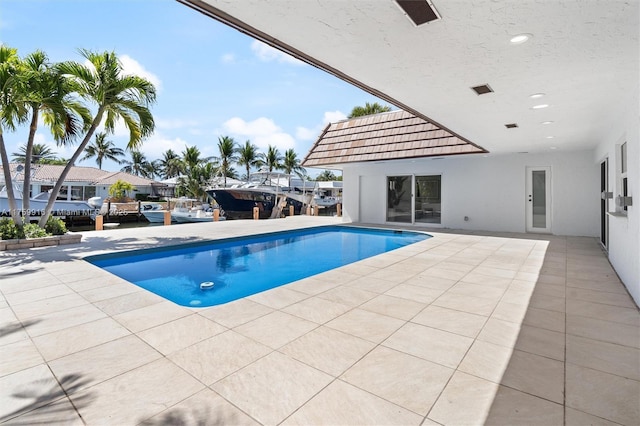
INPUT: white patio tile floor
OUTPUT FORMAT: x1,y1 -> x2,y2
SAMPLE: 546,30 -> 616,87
0,216 -> 638,425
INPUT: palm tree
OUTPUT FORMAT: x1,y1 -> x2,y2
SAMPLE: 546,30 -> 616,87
348,102 -> 392,118
216,135 -> 238,187
176,162 -> 216,201
146,159 -> 162,179
261,145 -> 283,184
237,140 -> 261,181
38,49 -> 156,227
38,157 -> 68,165
12,143 -> 58,163
316,170 -> 338,181
181,145 -> 211,173
121,150 -> 152,178
157,149 -> 183,179
0,46 -> 27,225
13,50 -> 91,223
283,148 -> 306,188
81,132 -> 124,169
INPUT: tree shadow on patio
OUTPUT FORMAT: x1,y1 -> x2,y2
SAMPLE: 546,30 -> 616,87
138,406 -> 233,426
0,373 -> 93,424
0,319 -> 41,339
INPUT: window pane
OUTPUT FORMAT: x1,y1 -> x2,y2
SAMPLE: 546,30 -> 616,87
532,170 -> 546,228
85,186 -> 96,199
387,176 -> 412,223
415,175 -> 441,224
70,186 -> 83,201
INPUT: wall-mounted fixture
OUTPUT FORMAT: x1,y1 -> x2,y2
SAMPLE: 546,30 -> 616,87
616,195 -> 633,208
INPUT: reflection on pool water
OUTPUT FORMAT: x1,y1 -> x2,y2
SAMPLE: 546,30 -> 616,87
85,225 -> 431,307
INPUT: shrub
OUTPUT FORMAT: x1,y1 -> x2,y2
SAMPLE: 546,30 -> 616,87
23,223 -> 49,238
45,216 -> 67,235
0,218 -> 23,240
108,180 -> 136,202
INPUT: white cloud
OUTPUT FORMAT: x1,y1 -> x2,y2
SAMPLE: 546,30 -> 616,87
250,40 -> 305,66
221,53 -> 236,64
119,54 -> 162,92
295,126 -> 318,141
323,110 -> 347,124
223,117 -> 295,151
137,134 -> 190,160
294,110 -> 348,142
155,118 -> 200,130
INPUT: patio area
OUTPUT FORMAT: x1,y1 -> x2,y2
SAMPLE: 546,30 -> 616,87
1,216 -> 638,425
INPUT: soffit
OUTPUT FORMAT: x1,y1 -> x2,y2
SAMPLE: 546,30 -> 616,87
178,0 -> 639,155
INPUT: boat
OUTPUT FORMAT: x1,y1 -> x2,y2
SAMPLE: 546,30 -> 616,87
0,182 -> 102,218
139,202 -> 168,223
141,198 -> 225,223
311,181 -> 343,208
313,195 -> 342,207
206,173 -> 312,220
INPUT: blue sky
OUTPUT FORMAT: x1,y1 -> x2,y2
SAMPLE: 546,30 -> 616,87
0,0 -> 388,176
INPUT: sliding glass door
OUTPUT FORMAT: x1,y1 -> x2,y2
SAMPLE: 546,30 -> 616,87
386,175 -> 441,224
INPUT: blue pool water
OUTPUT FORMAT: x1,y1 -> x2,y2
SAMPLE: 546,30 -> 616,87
86,226 -> 430,307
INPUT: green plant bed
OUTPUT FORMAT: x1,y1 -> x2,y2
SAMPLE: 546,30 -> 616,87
0,217 -> 77,250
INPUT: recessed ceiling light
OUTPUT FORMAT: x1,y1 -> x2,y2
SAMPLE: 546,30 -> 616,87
531,104 -> 549,109
546,136 -> 555,139
510,33 -> 532,44
529,93 -> 545,99
541,121 -> 554,125
550,147 -> 557,150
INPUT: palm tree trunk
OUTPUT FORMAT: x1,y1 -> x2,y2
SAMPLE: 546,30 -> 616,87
22,107 -> 39,224
37,108 -> 104,228
0,132 -> 23,226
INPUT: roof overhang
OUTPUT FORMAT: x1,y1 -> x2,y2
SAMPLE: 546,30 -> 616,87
177,0 -> 639,156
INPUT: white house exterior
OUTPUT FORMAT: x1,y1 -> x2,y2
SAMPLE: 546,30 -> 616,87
0,164 -> 166,201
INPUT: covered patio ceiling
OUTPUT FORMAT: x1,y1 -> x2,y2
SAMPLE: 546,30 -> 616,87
178,0 -> 638,156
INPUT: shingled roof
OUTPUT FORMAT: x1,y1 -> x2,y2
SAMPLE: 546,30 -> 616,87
302,110 -> 487,168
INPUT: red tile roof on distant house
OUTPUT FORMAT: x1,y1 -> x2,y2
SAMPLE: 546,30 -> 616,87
0,164 -> 158,186
302,110 -> 487,168
93,171 -> 158,186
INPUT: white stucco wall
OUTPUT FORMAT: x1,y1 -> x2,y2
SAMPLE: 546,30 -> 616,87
342,150 -> 599,237
594,93 -> 639,305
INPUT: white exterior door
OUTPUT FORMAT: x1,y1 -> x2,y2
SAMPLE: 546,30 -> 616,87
526,166 -> 552,233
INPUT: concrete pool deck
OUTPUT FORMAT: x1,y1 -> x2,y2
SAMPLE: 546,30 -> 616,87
0,216 -> 638,425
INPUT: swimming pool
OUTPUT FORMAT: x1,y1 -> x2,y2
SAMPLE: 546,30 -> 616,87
86,225 -> 430,307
